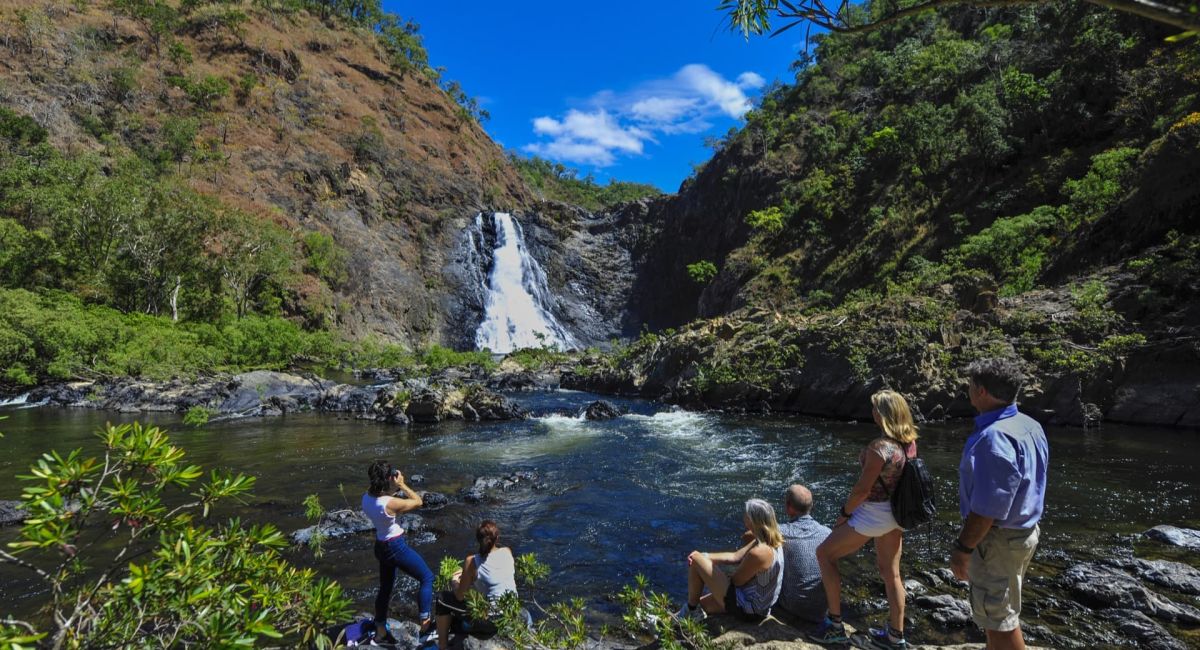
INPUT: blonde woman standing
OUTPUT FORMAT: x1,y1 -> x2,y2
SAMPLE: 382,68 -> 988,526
678,498 -> 786,620
809,390 -> 918,649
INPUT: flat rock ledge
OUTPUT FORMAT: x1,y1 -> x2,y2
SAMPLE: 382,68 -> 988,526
24,371 -> 526,425
704,616 -> 1050,650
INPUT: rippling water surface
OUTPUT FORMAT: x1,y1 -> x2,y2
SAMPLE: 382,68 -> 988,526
2,390 -> 1198,643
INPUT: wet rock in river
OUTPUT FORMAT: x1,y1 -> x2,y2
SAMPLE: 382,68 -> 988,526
1099,609 -> 1188,650
581,400 -> 627,420
292,508 -> 373,544
456,472 -> 546,504
1109,557 -> 1200,595
291,510 -> 428,545
914,594 -> 973,628
0,500 -> 25,526
1061,562 -> 1200,624
1145,525 -> 1200,552
419,491 -> 449,510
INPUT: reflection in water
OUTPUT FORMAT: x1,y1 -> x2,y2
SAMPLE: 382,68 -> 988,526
2,391 -> 1198,640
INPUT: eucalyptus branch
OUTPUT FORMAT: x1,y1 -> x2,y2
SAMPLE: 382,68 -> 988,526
1,617 -> 38,634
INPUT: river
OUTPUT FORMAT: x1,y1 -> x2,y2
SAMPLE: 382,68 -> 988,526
2,389 -> 1198,646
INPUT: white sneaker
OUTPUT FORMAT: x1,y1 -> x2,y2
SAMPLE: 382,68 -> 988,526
675,603 -> 707,621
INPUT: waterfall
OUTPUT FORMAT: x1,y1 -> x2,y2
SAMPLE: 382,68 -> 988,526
473,212 -> 577,353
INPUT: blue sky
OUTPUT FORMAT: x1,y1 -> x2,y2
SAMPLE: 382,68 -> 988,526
383,1 -> 804,192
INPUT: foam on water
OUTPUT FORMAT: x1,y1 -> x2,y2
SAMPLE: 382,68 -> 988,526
0,393 -> 30,407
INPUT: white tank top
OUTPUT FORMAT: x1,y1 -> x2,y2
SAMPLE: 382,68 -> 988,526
473,547 -> 518,601
361,492 -> 404,541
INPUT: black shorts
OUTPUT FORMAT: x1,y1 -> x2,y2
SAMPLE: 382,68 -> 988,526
724,586 -> 764,622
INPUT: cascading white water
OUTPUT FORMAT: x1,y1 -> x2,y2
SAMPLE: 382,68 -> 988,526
474,212 -> 577,353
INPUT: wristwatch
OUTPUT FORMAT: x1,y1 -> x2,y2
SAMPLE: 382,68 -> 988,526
953,538 -> 975,554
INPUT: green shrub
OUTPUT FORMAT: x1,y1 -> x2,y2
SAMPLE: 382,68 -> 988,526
1,422 -> 350,646
686,260 -> 718,284
745,206 -> 787,234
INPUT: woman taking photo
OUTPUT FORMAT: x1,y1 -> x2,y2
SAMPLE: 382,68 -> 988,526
809,390 -> 918,649
435,520 -> 519,650
363,459 -> 435,644
678,498 -> 785,620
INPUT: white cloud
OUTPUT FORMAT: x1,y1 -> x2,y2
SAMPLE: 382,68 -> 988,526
630,97 -> 700,123
737,71 -> 767,90
524,64 -> 764,167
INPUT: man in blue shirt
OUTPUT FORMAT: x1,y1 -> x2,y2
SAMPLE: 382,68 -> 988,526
951,358 -> 1048,650
774,485 -> 831,624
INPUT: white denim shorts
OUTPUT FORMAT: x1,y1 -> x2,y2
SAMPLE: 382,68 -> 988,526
848,500 -> 902,537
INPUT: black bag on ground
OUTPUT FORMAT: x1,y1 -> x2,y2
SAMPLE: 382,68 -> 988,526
890,448 -> 937,529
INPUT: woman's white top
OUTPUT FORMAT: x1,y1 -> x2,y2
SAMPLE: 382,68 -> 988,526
361,492 -> 404,541
473,547 -> 518,601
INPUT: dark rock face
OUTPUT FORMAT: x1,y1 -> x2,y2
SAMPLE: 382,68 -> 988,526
581,400 -> 626,420
442,205 -> 643,351
0,500 -> 26,526
1061,563 -> 1200,624
1146,525 -> 1200,551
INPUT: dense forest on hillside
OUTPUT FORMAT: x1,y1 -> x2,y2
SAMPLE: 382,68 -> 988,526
581,0 -> 1200,427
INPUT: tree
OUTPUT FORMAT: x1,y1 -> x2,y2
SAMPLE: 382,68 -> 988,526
212,210 -> 293,318
719,0 -> 1200,39
0,422 -> 350,648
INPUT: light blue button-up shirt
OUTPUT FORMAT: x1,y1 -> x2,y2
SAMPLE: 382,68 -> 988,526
959,404 -> 1049,529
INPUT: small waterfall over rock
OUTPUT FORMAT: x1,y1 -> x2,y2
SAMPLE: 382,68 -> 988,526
472,212 -> 578,353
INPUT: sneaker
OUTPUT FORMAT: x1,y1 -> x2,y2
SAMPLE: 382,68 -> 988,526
807,616 -> 849,645
367,621 -> 399,646
868,625 -> 908,649
674,602 -> 707,621
418,620 -> 438,645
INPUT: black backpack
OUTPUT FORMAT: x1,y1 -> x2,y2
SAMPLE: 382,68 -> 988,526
888,443 -> 937,529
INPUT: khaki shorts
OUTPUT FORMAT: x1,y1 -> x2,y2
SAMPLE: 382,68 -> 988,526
968,525 -> 1039,632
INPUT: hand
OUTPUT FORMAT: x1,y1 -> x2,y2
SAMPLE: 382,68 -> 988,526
950,548 -> 970,581
835,516 -> 848,528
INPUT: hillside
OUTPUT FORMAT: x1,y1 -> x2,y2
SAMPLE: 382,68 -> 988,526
0,1 -> 670,386
0,0 -> 533,345
572,1 -> 1200,428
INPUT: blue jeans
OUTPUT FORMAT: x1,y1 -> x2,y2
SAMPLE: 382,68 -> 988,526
374,536 -> 434,623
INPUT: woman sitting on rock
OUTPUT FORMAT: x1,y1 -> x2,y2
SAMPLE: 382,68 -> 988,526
678,498 -> 785,620
436,520 -> 520,649
363,459 -> 434,644
808,389 -> 918,649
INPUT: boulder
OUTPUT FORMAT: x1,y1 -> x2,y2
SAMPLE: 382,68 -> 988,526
321,384 -> 381,415
1061,562 -> 1200,624
0,499 -> 26,526
914,594 -> 974,628
419,491 -> 450,510
1145,525 -> 1200,552
581,400 -> 627,420
462,386 -> 526,421
220,370 -> 333,415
